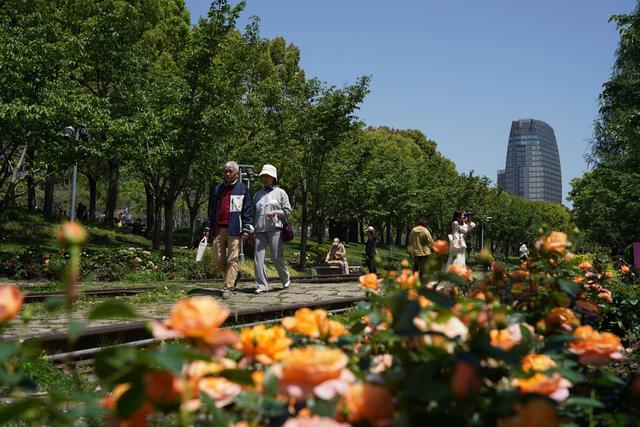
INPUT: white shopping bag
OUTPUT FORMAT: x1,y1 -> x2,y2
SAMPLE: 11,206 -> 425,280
196,237 -> 207,262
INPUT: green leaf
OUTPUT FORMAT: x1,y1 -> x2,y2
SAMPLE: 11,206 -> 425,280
68,319 -> 86,343
420,289 -> 455,308
0,399 -> 45,423
201,392 -> 231,425
88,301 -> 139,320
565,396 -> 605,408
45,296 -> 64,312
219,369 -> 254,386
116,383 -> 146,418
0,342 -> 17,361
554,367 -> 586,384
263,368 -> 279,397
558,279 -> 580,297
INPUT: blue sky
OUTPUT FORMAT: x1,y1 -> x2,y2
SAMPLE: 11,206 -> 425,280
185,0 -> 636,205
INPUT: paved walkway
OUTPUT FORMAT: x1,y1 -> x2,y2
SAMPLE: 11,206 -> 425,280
2,280 -> 364,338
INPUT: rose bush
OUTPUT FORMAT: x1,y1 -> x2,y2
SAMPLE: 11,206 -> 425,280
0,226 -> 638,426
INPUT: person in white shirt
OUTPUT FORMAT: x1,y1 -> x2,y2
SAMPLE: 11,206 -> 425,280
447,210 -> 476,267
519,242 -> 529,263
252,164 -> 291,294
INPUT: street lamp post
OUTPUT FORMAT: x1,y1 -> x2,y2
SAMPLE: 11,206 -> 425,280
63,125 -> 89,221
481,216 -> 492,251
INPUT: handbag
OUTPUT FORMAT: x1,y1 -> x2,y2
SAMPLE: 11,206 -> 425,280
281,221 -> 294,243
196,236 -> 207,262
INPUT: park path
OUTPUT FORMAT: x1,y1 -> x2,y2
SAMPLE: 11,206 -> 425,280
2,280 -> 364,338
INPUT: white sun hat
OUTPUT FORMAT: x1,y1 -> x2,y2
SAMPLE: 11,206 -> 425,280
259,164 -> 277,180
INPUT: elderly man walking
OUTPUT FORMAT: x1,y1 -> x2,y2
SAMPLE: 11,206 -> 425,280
205,161 -> 253,299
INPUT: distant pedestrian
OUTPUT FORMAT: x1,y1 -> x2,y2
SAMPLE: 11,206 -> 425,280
365,226 -> 377,274
205,161 -> 254,299
447,211 -> 476,267
326,238 -> 349,275
132,218 -> 144,235
519,242 -> 529,263
253,164 -> 291,294
76,202 -> 88,221
409,218 -> 434,277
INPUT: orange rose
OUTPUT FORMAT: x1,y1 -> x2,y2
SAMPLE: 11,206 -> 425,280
282,308 -> 326,338
152,297 -> 237,346
535,232 -> 568,255
145,371 -> 182,408
579,261 -> 592,272
185,358 -> 236,378
342,383 -> 394,427
239,324 -> 291,365
0,284 -> 23,323
198,377 -> 242,408
102,383 -> 152,427
521,354 -> 556,372
498,398 -> 560,427
320,319 -> 349,343
604,271 -> 614,279
574,299 -> 600,317
620,265 -> 631,275
283,416 -> 350,427
545,308 -> 580,332
433,240 -> 449,255
359,273 -> 380,291
448,264 -> 473,281
572,275 -> 584,285
511,269 -> 529,280
568,325 -> 624,365
276,346 -> 354,400
58,221 -> 87,246
251,370 -> 265,393
451,361 -> 481,399
396,269 -> 419,288
512,373 -> 571,402
413,315 -> 469,353
490,324 -> 532,351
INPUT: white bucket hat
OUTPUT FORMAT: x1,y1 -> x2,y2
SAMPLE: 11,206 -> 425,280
259,164 -> 277,180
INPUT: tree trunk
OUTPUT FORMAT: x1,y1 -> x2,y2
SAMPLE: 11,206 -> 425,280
359,222 -> 365,243
386,219 -> 392,248
395,222 -> 403,247
104,160 -> 119,226
87,175 -> 97,223
145,183 -> 155,239
163,198 -> 175,258
152,201 -> 162,250
404,224 -> 411,247
43,164 -> 55,217
26,146 -> 36,212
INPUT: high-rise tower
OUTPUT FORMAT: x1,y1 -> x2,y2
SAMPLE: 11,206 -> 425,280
497,119 -> 562,203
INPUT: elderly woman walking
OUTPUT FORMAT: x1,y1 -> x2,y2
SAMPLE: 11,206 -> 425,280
253,164 -> 292,294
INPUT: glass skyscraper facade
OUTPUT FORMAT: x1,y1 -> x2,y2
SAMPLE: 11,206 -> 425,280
497,119 -> 562,203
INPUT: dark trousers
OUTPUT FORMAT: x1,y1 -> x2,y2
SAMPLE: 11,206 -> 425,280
366,256 -> 377,274
413,255 -> 428,277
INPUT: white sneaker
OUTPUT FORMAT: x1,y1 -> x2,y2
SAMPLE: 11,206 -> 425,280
283,281 -> 290,289
255,288 -> 267,294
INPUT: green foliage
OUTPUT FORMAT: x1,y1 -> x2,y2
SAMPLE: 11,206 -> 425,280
569,4 -> 640,256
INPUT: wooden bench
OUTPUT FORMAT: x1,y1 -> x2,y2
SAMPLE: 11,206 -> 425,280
311,264 -> 341,276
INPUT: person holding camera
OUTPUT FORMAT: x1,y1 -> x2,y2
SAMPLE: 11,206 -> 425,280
447,210 -> 476,267
253,164 -> 292,294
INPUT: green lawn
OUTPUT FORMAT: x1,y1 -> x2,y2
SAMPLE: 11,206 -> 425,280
0,210 -> 411,282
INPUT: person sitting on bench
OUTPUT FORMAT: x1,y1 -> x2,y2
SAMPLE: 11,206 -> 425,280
325,238 -> 350,275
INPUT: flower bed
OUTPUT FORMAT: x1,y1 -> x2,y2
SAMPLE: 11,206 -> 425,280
0,226 -> 638,425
